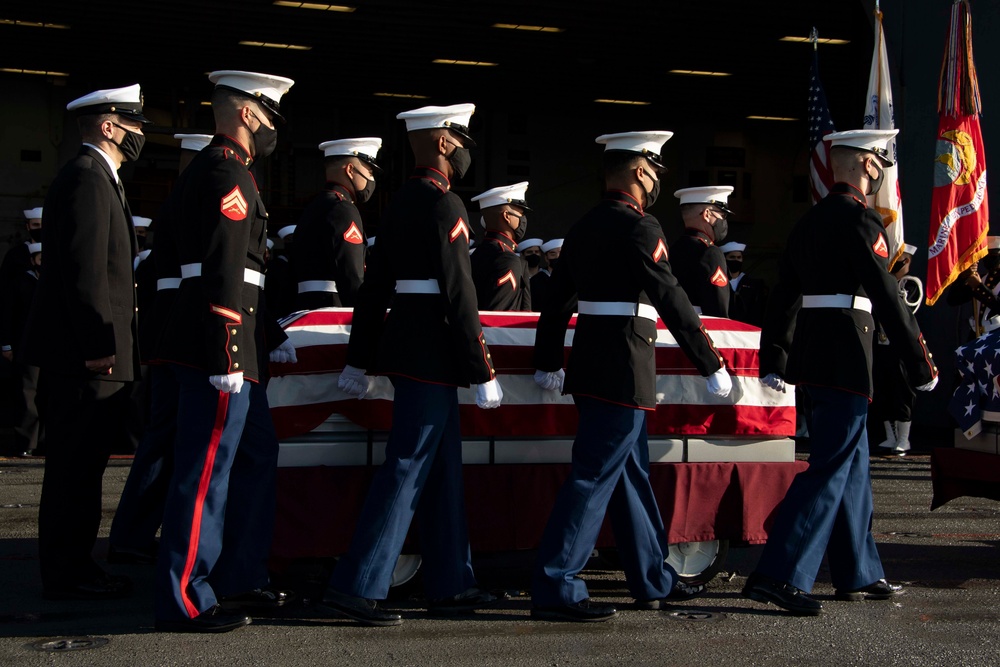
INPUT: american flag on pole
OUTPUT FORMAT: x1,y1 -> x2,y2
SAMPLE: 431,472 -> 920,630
267,309 -> 796,441
808,32 -> 837,205
863,7 -> 905,263
926,0 -> 989,306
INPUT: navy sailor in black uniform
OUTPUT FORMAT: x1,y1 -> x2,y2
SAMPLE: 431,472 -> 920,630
530,131 -> 732,622
294,137 -> 382,310
469,181 -> 533,311
21,83 -> 148,600
317,103 -> 502,627
152,70 -> 295,634
743,129 -> 938,616
670,185 -> 733,317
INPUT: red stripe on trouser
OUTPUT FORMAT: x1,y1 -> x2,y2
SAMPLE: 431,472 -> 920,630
179,390 -> 230,618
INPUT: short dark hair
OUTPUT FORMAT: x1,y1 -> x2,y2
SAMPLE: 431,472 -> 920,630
77,112 -> 116,138
603,150 -> 645,177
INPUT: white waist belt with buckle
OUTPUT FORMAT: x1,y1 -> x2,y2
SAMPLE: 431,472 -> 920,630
577,300 -> 658,322
396,279 -> 441,295
801,294 -> 872,313
298,280 -> 338,294
156,277 -> 181,291
179,263 -> 265,289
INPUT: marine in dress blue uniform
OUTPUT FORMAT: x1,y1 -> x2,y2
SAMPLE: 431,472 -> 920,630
293,137 -> 381,310
469,181 -> 532,311
21,84 -> 148,600
743,129 -> 939,616
670,186 -> 733,317
530,131 -> 732,622
318,104 -> 502,627
109,135 -> 212,564
152,70 -> 294,633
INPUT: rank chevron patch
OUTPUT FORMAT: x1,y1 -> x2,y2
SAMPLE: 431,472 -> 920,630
496,269 -> 517,290
450,218 -> 470,243
710,266 -> 728,287
221,185 -> 248,221
872,233 -> 889,258
343,222 -> 364,244
652,238 -> 668,263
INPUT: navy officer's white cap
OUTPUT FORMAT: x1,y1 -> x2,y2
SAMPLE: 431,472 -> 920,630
519,238 -> 543,252
208,70 -> 294,121
595,131 -> 674,169
902,243 -> 918,256
23,207 -> 43,220
277,225 -> 296,239
541,238 -> 564,253
266,238 -> 274,251
674,185 -> 735,214
719,241 -> 746,254
319,137 -> 383,172
174,133 -> 212,152
396,103 -> 476,146
132,216 -> 152,229
471,181 -> 531,211
67,83 -> 149,123
988,236 -> 1000,250
826,129 -> 899,166
28,242 -> 42,255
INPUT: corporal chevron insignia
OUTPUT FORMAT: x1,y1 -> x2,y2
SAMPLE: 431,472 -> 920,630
872,233 -> 889,258
652,238 -> 668,263
449,218 -> 470,243
221,185 -> 248,221
710,266 -> 728,287
343,222 -> 364,244
496,269 -> 516,290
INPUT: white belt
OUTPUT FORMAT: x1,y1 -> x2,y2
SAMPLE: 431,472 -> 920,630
179,263 -> 265,289
396,279 -> 440,295
298,280 -> 338,293
801,294 -> 872,313
156,277 -> 181,291
577,300 -> 658,322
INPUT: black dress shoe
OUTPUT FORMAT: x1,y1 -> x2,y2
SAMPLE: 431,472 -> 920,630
155,604 -> 251,633
835,579 -> 904,601
742,573 -> 822,616
44,574 -> 133,601
316,589 -> 402,627
635,580 -> 707,610
531,599 -> 618,622
107,544 -> 158,565
427,586 -> 499,615
220,587 -> 296,611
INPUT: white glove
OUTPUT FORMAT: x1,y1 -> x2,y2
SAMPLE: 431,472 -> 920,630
534,369 -> 565,392
917,375 -> 939,392
760,373 -> 787,393
209,372 -> 244,394
706,365 -> 732,398
338,364 -> 373,399
476,378 -> 503,409
269,338 -> 298,364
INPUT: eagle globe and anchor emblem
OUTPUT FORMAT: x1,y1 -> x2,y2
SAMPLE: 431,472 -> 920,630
934,128 -> 977,188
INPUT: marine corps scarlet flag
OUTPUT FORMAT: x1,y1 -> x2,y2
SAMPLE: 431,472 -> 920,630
926,0 -> 989,306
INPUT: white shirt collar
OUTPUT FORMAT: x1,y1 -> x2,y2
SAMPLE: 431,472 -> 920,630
82,143 -> 120,183
730,273 -> 745,290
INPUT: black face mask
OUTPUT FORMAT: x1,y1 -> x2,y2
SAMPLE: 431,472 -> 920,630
867,161 -> 885,196
112,123 -> 145,162
135,235 -> 147,251
354,170 -> 376,204
713,217 -> 729,244
727,259 -> 743,274
548,257 -> 559,270
642,172 -> 661,208
252,122 -> 277,160
447,144 -> 472,180
28,228 -> 42,243
511,213 -> 528,242
525,254 -> 542,268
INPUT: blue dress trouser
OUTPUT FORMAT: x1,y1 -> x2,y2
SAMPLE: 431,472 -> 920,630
109,365 -> 177,551
754,385 -> 884,593
328,377 -> 477,601
532,396 -> 676,607
154,365 -> 277,621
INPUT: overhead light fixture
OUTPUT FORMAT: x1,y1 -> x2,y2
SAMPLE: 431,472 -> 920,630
432,59 -> 498,67
594,98 -> 650,106
0,67 -> 69,77
374,92 -> 430,99
669,69 -> 732,77
780,35 -> 849,45
239,40 -> 312,51
0,19 -> 70,29
747,115 -> 799,121
493,23 -> 564,33
200,101 -> 212,106
272,1 -> 355,11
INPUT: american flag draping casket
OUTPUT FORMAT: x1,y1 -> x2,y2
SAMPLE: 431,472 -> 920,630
266,308 -> 796,441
